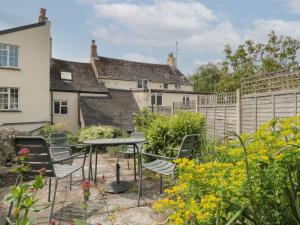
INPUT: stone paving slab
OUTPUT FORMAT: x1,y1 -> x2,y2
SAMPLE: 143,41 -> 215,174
1,153 -> 167,225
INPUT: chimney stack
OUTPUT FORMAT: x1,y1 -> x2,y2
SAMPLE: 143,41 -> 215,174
91,40 -> 98,58
38,8 -> 48,23
167,52 -> 176,67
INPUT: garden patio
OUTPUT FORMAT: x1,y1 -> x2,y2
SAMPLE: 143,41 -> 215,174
0,151 -> 165,225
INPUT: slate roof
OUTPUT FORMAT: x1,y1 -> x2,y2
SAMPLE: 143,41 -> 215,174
0,22 -> 46,35
50,58 -> 108,93
93,57 -> 192,85
80,89 -> 140,131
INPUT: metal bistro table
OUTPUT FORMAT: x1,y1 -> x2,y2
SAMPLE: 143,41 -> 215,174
83,137 -> 146,193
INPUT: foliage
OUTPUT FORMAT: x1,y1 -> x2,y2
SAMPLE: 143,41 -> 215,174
218,31 -> 300,92
5,149 -> 48,225
134,108 -> 161,133
143,112 -> 206,158
40,123 -> 80,144
191,63 -> 221,93
78,125 -> 123,143
154,116 -> 300,225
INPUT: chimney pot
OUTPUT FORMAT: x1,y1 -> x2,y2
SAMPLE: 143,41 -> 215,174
39,8 -> 48,22
167,52 -> 176,67
91,40 -> 98,58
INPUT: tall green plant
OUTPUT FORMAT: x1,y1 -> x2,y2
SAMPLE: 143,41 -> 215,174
143,112 -> 206,158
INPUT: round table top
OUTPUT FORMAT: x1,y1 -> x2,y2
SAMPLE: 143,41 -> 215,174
83,137 -> 146,145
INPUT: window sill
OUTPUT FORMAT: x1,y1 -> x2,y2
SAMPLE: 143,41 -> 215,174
0,110 -> 22,112
0,66 -> 21,71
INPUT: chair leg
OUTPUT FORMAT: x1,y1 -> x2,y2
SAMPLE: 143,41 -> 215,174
160,174 -> 163,195
48,178 -> 52,202
138,167 -> 143,207
49,178 -> 58,224
70,174 -> 72,190
82,166 -> 85,181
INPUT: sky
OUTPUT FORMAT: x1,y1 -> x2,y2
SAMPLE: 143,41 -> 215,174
1,0 -> 300,75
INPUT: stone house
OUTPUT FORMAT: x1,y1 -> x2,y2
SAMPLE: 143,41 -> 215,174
0,9 -> 198,133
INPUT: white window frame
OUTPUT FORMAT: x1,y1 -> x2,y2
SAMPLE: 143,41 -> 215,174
0,87 -> 19,110
183,94 -> 190,107
53,100 -> 68,115
61,72 -> 72,80
138,79 -> 149,89
151,93 -> 162,106
0,43 -> 19,68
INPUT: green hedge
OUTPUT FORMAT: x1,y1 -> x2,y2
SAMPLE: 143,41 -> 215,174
78,125 -> 124,142
137,111 -> 206,158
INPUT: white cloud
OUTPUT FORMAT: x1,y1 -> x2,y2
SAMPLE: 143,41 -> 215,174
122,53 -> 158,63
245,19 -> 300,42
87,0 -> 300,58
283,0 -> 300,13
90,0 -> 240,54
193,59 -> 222,66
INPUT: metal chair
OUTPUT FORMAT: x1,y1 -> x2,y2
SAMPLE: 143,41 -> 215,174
123,132 -> 145,169
138,134 -> 199,206
11,136 -> 88,224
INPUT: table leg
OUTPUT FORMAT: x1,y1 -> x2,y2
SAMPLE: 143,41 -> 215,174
133,144 -> 137,181
137,144 -> 142,206
88,145 -> 93,181
94,147 -> 98,183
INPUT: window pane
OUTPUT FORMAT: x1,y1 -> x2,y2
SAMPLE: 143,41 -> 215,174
157,95 -> 162,105
0,44 -> 6,50
0,92 -> 8,109
10,88 -> 18,109
54,102 -> 60,114
137,80 -> 142,88
164,83 -> 168,89
143,80 -> 148,89
9,46 -> 18,67
0,48 -> 8,67
61,106 -> 68,114
151,94 -> 156,105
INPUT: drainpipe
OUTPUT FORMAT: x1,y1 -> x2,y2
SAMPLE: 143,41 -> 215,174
50,91 -> 53,124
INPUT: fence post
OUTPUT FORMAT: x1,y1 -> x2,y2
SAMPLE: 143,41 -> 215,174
236,89 -> 242,135
195,96 -> 199,113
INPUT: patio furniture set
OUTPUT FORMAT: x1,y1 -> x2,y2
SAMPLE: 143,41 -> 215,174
7,132 -> 199,224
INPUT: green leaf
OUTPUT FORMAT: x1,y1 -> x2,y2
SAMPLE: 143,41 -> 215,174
225,207 -> 246,225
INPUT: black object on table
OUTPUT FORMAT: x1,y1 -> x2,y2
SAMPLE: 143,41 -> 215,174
83,138 -> 146,194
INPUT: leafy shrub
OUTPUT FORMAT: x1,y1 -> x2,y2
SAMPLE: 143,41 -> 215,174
143,111 -> 206,157
154,116 -> 300,225
78,125 -> 123,143
40,123 -> 68,139
134,108 -> 161,132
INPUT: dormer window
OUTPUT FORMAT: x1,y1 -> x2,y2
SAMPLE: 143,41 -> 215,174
0,44 -> 19,68
137,79 -> 148,89
61,72 -> 72,80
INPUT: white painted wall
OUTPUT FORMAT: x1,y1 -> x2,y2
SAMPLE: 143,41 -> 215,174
0,23 -> 51,125
101,78 -> 193,91
52,91 -> 79,132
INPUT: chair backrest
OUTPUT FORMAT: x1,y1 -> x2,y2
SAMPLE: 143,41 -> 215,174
176,134 -> 199,159
14,136 -> 55,177
49,132 -> 71,161
49,132 -> 69,147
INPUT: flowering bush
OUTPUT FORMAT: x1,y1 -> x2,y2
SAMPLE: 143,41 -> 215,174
5,148 -> 48,225
154,116 -> 300,225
